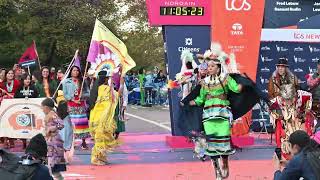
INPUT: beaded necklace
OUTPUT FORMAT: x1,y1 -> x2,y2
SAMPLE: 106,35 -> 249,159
6,80 -> 14,93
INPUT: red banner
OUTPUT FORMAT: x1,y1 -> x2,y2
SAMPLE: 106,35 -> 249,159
211,0 -> 265,136
211,0 -> 265,80
19,41 -> 38,67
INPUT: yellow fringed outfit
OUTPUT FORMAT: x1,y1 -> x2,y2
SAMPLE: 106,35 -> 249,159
90,84 -> 119,165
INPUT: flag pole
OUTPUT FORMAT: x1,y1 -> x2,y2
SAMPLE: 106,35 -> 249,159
79,60 -> 89,100
27,66 -> 31,75
52,50 -> 78,98
33,40 -> 41,70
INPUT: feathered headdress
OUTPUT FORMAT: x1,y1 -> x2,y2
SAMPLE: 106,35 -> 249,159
201,42 -> 239,74
180,49 -> 198,72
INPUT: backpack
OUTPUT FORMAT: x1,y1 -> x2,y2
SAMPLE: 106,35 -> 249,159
306,150 -> 320,179
0,149 -> 39,180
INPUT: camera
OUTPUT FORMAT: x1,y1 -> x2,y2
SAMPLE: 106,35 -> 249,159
275,148 -> 282,160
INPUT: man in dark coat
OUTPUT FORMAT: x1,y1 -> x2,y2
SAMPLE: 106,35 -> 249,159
0,134 -> 53,180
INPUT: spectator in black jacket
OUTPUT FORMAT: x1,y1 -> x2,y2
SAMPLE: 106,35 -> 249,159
14,74 -> 39,98
273,130 -> 320,180
26,134 -> 53,180
0,134 -> 53,180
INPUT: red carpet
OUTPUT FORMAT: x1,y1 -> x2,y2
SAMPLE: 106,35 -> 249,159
63,160 -> 273,180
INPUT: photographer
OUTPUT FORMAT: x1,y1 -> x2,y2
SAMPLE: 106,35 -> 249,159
0,134 -> 53,180
273,130 -> 320,180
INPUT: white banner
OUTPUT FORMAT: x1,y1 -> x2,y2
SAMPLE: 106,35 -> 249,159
261,29 -> 320,42
0,98 -> 46,139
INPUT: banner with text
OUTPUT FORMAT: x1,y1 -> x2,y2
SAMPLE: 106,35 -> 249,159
211,0 -> 265,136
164,26 -> 211,136
0,98 -> 46,139
211,0 -> 265,80
261,29 -> 320,42
263,0 -> 320,28
257,29 -> 320,95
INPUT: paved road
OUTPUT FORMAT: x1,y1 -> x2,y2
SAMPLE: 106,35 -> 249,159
125,105 -> 171,133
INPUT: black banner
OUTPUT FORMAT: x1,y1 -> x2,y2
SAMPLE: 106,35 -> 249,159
263,0 -> 320,28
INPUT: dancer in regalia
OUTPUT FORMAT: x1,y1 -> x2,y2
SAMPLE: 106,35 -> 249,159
188,43 -> 262,179
113,65 -> 127,139
269,84 -> 313,160
267,58 -> 312,160
89,68 -> 119,165
176,50 -> 198,99
179,61 -> 208,161
188,44 -> 243,179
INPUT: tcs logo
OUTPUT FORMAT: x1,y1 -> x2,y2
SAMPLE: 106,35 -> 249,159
225,0 -> 251,11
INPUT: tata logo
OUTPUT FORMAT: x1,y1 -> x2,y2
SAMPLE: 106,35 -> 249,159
260,55 -> 273,62
226,0 -> 251,11
185,38 -> 192,46
231,23 -> 243,35
232,23 -> 242,30
309,46 -> 320,53
294,56 -> 306,63
261,67 -> 270,72
261,46 -> 271,51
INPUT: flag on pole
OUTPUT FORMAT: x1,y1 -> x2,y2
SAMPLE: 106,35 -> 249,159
73,52 -> 81,69
87,19 -> 136,75
19,41 -> 38,67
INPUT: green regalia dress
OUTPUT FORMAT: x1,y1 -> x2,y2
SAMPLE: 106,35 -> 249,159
115,101 -> 125,133
194,73 -> 240,157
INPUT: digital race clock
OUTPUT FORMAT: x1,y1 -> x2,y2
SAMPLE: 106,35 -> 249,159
146,0 -> 211,26
160,6 -> 204,16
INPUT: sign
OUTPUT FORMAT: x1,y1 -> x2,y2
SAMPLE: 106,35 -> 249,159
211,0 -> 265,80
19,41 -> 38,68
0,98 -> 46,139
263,0 -> 320,28
146,0 -> 211,26
261,29 -> 320,42
164,26 -> 210,135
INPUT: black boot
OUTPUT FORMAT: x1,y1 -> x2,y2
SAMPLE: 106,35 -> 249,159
114,132 -> 120,140
212,158 -> 223,180
221,156 -> 230,178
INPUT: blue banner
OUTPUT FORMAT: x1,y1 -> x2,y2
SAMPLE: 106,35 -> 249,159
256,41 -> 320,94
251,41 -> 320,126
164,26 -> 210,136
